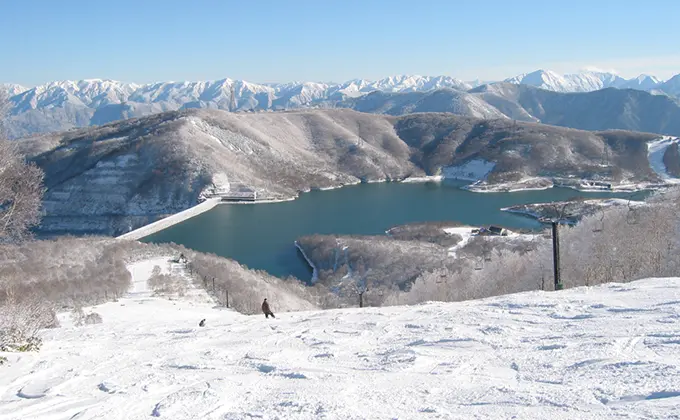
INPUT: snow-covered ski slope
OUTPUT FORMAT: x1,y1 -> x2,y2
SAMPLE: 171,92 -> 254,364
647,136 -> 680,184
2,259 -> 680,419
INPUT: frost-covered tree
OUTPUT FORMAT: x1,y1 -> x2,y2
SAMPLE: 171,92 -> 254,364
381,188 -> 680,307
348,257 -> 370,307
0,90 -> 45,243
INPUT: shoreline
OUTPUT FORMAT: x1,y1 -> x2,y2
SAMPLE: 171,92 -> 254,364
222,197 -> 296,205
294,240 -> 319,284
399,174 -> 669,194
117,172 -> 670,242
116,196 -> 299,241
116,198 -> 221,241
500,197 -> 649,223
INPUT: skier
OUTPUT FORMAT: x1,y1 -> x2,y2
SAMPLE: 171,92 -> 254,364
262,298 -> 275,319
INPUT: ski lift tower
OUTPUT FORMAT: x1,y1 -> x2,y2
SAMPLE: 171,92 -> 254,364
546,202 -> 575,291
550,220 -> 563,291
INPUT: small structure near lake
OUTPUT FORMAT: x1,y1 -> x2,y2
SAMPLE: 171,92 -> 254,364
204,183 -> 258,202
218,189 -> 257,202
472,225 -> 509,236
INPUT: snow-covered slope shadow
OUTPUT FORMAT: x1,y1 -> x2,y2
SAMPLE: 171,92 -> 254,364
443,226 -> 475,257
647,136 -> 680,183
2,260 -> 680,419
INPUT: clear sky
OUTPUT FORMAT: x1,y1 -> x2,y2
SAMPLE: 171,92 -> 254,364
2,0 -> 679,86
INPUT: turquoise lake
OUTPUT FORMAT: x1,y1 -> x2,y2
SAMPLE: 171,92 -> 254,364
142,181 -> 648,281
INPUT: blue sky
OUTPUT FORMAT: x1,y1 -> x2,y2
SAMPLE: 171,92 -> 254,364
2,0 -> 679,86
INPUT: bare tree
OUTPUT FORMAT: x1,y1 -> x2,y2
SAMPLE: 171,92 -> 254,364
349,257 -> 370,307
0,90 -> 45,242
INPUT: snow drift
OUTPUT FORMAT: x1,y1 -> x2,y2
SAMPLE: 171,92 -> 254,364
1,256 -> 679,419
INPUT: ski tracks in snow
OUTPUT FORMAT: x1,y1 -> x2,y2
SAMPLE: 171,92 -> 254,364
2,259 -> 680,418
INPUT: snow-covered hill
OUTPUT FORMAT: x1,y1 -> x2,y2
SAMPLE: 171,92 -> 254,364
23,108 -> 668,236
4,69 -> 678,138
468,82 -> 680,136
1,83 -> 27,97
343,88 -> 507,119
619,74 -> 662,90
503,69 -> 630,93
657,74 -> 680,97
1,257 -> 679,419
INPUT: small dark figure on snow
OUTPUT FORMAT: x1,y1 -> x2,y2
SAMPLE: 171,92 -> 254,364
198,318 -> 206,327
262,298 -> 275,319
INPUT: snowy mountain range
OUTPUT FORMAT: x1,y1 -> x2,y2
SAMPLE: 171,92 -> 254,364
504,70 -> 661,93
3,70 -> 680,138
343,83 -> 680,136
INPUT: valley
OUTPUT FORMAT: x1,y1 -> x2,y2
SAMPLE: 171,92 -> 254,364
21,108 -> 670,239
140,180 -> 648,283
5,6 -> 680,419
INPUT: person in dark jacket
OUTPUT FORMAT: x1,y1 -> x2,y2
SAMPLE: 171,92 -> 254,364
262,298 -> 275,319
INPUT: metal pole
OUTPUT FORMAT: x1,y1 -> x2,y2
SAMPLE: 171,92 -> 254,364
225,289 -> 229,308
552,221 -> 563,290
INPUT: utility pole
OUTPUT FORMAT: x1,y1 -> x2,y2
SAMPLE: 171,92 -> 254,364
551,221 -> 563,290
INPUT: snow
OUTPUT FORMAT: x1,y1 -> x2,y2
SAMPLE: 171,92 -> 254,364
294,240 -> 319,284
465,176 -> 553,193
2,83 -> 27,97
442,159 -> 496,181
501,198 -> 646,220
463,171 -> 680,194
647,136 -> 680,184
10,69 -> 669,118
444,226 -> 536,257
590,198 -> 646,208
656,74 -> 680,97
400,174 -> 443,183
3,258 -> 680,419
7,70 -> 678,138
116,198 -> 220,241
504,69 -> 629,93
443,226 -> 476,257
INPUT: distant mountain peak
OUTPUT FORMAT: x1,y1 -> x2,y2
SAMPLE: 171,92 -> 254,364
3,69 -> 679,138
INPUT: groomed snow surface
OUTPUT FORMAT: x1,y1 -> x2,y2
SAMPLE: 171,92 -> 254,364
443,226 -> 535,257
2,259 -> 680,419
647,136 -> 680,183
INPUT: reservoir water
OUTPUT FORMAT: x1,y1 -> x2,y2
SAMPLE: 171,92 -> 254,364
142,181 -> 648,280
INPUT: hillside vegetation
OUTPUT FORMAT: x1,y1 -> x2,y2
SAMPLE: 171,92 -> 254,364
2,187 -> 679,351
21,108 -> 663,237
296,187 -> 680,307
348,83 -> 680,136
0,236 -> 323,351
